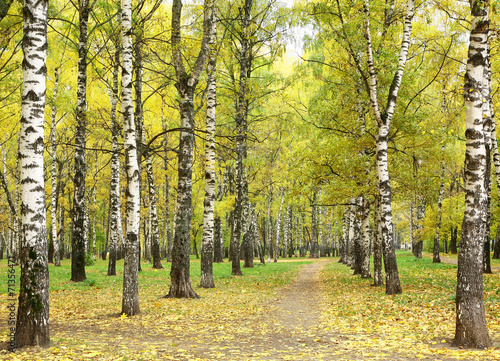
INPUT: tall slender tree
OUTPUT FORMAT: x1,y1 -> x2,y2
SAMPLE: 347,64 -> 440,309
166,0 -> 215,298
200,12 -> 218,288
108,48 -> 121,277
121,0 -> 141,316
50,67 -> 61,267
71,0 -> 94,283
362,0 -> 415,295
453,0 -> 492,348
15,0 -> 50,347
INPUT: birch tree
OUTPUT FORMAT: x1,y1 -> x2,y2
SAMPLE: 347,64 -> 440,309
166,0 -> 214,298
362,0 -> 415,295
108,48 -> 121,277
121,0 -> 141,316
200,12 -> 217,288
50,67 -> 61,267
453,0 -> 492,348
15,0 -> 50,346
71,0 -> 95,283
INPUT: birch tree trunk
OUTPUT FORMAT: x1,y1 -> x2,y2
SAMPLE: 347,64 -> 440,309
134,20 -> 162,269
108,48 -> 120,277
360,196 -> 371,279
274,192 -> 284,262
232,0 -> 253,275
372,196 -> 383,286
309,192 -> 319,259
213,216 -> 223,263
482,40 -> 492,274
363,0 -> 414,295
121,0 -> 141,316
146,153 -> 163,269
0,150 -> 19,262
242,182 -> 253,268
162,102 -> 173,262
433,161 -> 445,263
346,200 -> 355,267
340,206 -> 349,264
453,0 -> 492,348
71,0 -> 92,282
200,14 -> 217,287
167,0 -> 214,298
352,197 -> 363,274
266,194 -> 272,263
492,98 -> 500,259
15,0 -> 50,346
51,67 -> 61,267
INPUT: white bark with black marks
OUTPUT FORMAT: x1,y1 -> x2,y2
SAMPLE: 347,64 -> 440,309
167,0 -> 214,298
50,67 -> 60,267
274,192 -> 284,262
121,0 -> 141,316
200,13 -> 217,287
360,196 -> 371,279
71,0 -> 92,283
108,48 -> 120,276
454,0 -> 492,348
434,160 -> 445,263
16,0 -> 50,346
363,0 -> 414,295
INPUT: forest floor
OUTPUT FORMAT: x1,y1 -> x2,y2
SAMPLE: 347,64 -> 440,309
0,252 -> 499,360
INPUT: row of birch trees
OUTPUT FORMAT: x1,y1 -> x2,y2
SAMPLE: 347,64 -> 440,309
2,0 -> 498,350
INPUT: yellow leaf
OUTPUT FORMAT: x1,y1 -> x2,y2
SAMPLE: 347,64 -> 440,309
120,313 -> 127,320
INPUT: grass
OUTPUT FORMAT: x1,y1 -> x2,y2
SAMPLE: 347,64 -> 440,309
319,251 -> 500,360
0,256 -> 313,360
0,252 -> 499,360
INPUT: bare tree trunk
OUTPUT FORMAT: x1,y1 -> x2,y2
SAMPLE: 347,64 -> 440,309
454,0 -> 492,348
167,0 -> 214,298
340,206 -> 349,264
71,0 -> 91,283
108,48 -> 120,276
434,161 -> 445,263
232,0 -> 253,275
266,194 -> 272,263
121,0 -> 141,316
213,216 -> 223,263
482,40 -> 492,275
352,197 -> 363,274
372,196 -> 383,287
146,154 -> 163,269
15,0 -> 50,346
162,101 -> 173,262
242,182 -> 254,268
309,192 -> 319,259
274,192 -> 284,262
360,196 -> 371,279
200,12 -> 217,287
51,67 -> 61,267
363,0 -> 413,295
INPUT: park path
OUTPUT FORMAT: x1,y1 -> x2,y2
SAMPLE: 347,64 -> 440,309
273,259 -> 327,331
165,259 -> 421,360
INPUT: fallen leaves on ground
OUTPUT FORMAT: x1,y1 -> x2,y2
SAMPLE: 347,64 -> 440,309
0,253 -> 498,360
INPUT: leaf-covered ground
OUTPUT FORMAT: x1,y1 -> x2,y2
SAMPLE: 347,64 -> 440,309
0,252 -> 499,360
